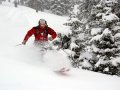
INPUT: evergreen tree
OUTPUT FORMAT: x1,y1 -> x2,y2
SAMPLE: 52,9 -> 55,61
75,0 -> 100,22
53,5 -> 88,68
26,0 -> 44,12
50,0 -> 72,15
43,0 -> 51,10
55,0 -> 120,76
19,0 -> 25,5
88,0 -> 120,75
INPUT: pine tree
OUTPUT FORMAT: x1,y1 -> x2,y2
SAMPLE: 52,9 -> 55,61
26,0 -> 44,12
43,0 -> 51,10
53,4 -> 88,68
75,0 -> 100,22
19,0 -> 25,5
65,1 -> 99,69
50,0 -> 72,15
88,0 -> 120,75
53,1 -> 99,69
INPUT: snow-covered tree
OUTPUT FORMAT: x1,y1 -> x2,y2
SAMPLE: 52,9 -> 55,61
87,0 -> 120,75
19,0 -> 25,5
50,0 -> 72,15
52,1 -> 101,69
25,0 -> 44,12
53,5 -> 90,68
76,0 -> 100,22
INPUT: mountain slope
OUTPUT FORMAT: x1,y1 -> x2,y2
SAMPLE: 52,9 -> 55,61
0,2 -> 120,90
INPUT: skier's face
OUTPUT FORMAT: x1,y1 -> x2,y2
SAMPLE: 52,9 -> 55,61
40,24 -> 46,28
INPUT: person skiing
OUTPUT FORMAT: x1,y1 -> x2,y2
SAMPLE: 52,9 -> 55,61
22,19 -> 57,45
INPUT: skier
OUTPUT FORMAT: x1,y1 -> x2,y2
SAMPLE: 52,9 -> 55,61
22,19 -> 70,72
22,19 -> 57,46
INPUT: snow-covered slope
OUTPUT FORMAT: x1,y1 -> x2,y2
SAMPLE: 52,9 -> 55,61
0,2 -> 120,90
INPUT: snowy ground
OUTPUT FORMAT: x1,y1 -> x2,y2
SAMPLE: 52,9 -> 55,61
0,2 -> 120,90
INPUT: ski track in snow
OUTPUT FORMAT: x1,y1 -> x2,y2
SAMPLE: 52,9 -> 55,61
0,2 -> 120,90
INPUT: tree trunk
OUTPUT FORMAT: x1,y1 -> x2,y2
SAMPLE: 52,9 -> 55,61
14,1 -> 18,7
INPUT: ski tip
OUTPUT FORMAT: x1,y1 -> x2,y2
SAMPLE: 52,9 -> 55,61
54,68 -> 71,76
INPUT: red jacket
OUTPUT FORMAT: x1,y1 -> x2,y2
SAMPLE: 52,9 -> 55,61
23,26 -> 57,42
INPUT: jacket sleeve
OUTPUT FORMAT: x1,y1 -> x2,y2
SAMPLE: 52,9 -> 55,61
48,27 -> 57,40
23,28 -> 35,42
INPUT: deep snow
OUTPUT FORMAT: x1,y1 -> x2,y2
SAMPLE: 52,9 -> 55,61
0,2 -> 120,90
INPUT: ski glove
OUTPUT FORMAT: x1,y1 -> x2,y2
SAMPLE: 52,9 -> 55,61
48,37 -> 53,41
22,40 -> 26,45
